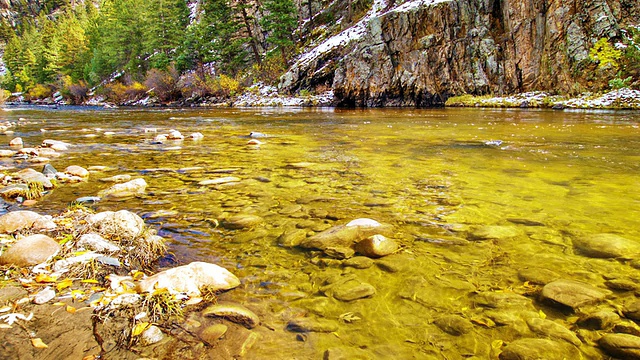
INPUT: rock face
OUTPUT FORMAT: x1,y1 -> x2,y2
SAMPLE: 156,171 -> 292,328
281,0 -> 639,106
0,234 -> 61,266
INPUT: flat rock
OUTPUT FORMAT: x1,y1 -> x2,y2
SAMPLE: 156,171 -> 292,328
278,229 -> 308,247
540,279 -> 610,310
599,333 -> 640,359
434,315 -> 473,335
474,291 -> 534,309
200,324 -> 227,343
578,310 -> 620,330
468,225 -> 523,241
65,165 -> 89,178
499,338 -> 580,360
526,317 -> 581,345
98,178 -> 147,198
299,219 -> 393,254
0,210 -> 44,233
286,317 -> 339,333
354,234 -> 398,258
329,279 -> 375,301
518,267 -> 561,285
33,286 -> 56,304
12,168 -> 54,189
221,214 -> 263,229
0,149 -> 15,157
42,139 -> 70,151
0,234 -> 60,266
88,210 -> 145,241
624,300 -> 640,322
573,233 -> 640,259
343,256 -> 374,269
198,176 -> 241,186
99,174 -> 132,183
203,302 -> 260,329
136,262 -> 240,296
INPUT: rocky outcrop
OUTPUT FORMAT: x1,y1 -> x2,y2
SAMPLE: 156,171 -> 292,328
282,0 -> 639,107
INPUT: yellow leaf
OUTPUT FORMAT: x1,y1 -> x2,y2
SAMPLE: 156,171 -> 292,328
52,302 -> 66,306
66,306 -> 76,314
56,279 -> 74,291
132,322 -> 150,337
31,338 -> 48,348
0,306 -> 12,313
71,251 -> 89,256
132,271 -> 145,281
152,287 -> 168,296
35,274 -> 57,283
81,279 -> 99,284
538,310 -> 547,319
90,286 -> 106,292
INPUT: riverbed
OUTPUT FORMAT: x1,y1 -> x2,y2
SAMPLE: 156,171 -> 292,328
2,106 -> 640,359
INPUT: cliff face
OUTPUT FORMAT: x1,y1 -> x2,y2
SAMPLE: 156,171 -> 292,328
282,0 -> 640,106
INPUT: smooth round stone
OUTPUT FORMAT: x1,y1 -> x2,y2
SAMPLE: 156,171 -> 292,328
540,279 -> 610,310
518,267 -> 561,285
0,234 -> 61,266
200,324 -> 227,343
354,234 -> 398,258
0,210 -> 43,233
468,225 -> 522,240
434,315 -> 473,335
526,317 -> 581,346
343,256 -> 374,269
65,165 -> 89,178
13,168 -> 54,188
573,233 -> 640,259
222,214 -> 264,229
331,280 -> 375,301
0,149 -> 15,157
9,137 -> 23,146
278,229 -> 308,247
141,325 -> 164,346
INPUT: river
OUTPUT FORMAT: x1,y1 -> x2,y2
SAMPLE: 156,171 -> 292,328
2,106 -> 639,359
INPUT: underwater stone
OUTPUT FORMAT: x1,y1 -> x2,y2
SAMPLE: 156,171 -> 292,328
99,174 -> 132,183
98,178 -> 147,198
499,338 -> 579,360
286,317 -> 339,333
474,291 -> 534,309
278,229 -> 308,247
136,262 -> 240,296
141,325 -> 165,346
541,279 -> 610,310
343,256 -> 374,269
203,302 -> 260,329
354,234 -> 398,258
526,317 -> 581,346
198,177 -> 241,186
200,324 -> 227,343
221,214 -> 264,229
599,333 -> 640,359
517,267 -> 561,285
573,233 -> 640,259
434,315 -> 474,335
468,225 -> 523,241
578,310 -> 620,330
0,234 -> 60,266
623,300 -> 640,322
329,279 -> 376,301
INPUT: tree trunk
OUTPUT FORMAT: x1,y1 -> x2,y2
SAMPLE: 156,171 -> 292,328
238,0 -> 262,65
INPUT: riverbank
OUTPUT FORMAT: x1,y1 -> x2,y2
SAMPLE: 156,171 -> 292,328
5,86 -> 640,110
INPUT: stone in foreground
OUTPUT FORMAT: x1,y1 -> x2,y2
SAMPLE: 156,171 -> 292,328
499,338 -> 580,360
0,210 -> 44,234
540,279 -> 610,310
354,234 -> 398,258
136,262 -> 240,296
599,333 -> 640,359
88,210 -> 145,241
0,234 -> 61,266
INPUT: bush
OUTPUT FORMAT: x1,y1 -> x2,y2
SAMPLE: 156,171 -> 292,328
144,67 -> 181,102
589,38 -> 622,70
67,82 -> 89,104
27,84 -> 53,100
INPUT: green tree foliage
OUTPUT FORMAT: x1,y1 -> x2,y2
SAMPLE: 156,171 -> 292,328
261,0 -> 298,63
143,0 -> 190,70
589,38 -> 622,69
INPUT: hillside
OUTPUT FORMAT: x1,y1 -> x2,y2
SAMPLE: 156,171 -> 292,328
0,0 -> 639,106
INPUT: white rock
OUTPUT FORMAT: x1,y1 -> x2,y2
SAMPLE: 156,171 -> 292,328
33,286 -> 56,304
141,325 -> 165,346
87,210 -> 145,241
346,218 -> 382,228
98,178 -> 147,198
167,130 -> 184,140
109,293 -> 142,307
9,137 -> 23,147
42,139 -> 70,151
198,177 -> 241,186
53,252 -> 101,273
153,134 -> 167,142
0,150 -> 15,157
189,132 -> 204,140
77,233 -> 120,253
136,262 -> 240,296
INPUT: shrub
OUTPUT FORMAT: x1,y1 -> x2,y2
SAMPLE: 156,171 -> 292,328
144,67 -> 181,102
589,38 -> 622,69
27,84 -> 53,100
609,75 -> 633,89
67,82 -> 89,104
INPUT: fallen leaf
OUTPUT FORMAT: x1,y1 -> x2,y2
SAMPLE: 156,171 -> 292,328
53,302 -> 66,306
56,279 -> 74,291
66,306 -> 76,314
132,271 -> 145,281
81,279 -> 99,284
82,355 -> 98,360
35,274 -> 57,283
0,306 -> 12,313
31,338 -> 48,348
132,322 -> 150,336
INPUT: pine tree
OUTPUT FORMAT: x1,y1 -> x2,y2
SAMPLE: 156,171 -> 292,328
143,0 -> 190,69
260,0 -> 297,63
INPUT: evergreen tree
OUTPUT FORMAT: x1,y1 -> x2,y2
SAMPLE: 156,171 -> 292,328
143,0 -> 190,70
260,0 -> 297,63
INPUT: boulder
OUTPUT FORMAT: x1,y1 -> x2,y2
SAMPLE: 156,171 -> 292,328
599,333 -> 640,359
499,338 -> 579,360
203,302 -> 260,329
65,165 -> 89,178
136,262 -> 240,296
354,234 -> 398,258
0,234 -> 60,266
12,168 -> 54,189
573,233 -> 640,259
540,279 -> 610,310
87,210 -> 145,241
9,137 -> 22,146
0,210 -> 44,233
0,150 -> 15,157
167,130 -> 184,140
77,233 -> 120,253
98,178 -> 147,198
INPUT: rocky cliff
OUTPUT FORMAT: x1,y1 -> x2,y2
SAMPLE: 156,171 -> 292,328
281,0 -> 640,106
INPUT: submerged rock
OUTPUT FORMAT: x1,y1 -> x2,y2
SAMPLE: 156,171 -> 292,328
203,302 -> 260,329
0,234 -> 60,266
468,225 -> 523,241
540,279 -> 610,310
136,262 -> 240,296
299,219 -> 393,257
599,333 -> 640,359
221,214 -> 263,229
434,315 -> 474,335
499,338 -> 579,360
198,177 -> 241,186
354,234 -> 398,258
343,256 -> 374,269
578,310 -> 620,330
65,165 -> 89,178
98,178 -> 147,198
0,210 -> 44,233
13,168 -> 54,189
326,279 -> 376,301
286,317 -> 339,333
278,229 -> 308,247
99,174 -> 132,183
200,324 -> 227,343
573,233 -> 640,259
526,317 -> 581,346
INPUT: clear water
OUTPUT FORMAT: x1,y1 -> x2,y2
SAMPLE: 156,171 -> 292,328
1,106 -> 639,359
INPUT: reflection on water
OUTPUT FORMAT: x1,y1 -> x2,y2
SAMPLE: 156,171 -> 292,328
2,106 -> 640,358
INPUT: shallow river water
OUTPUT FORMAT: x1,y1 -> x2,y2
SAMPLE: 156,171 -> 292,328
1,106 -> 640,359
